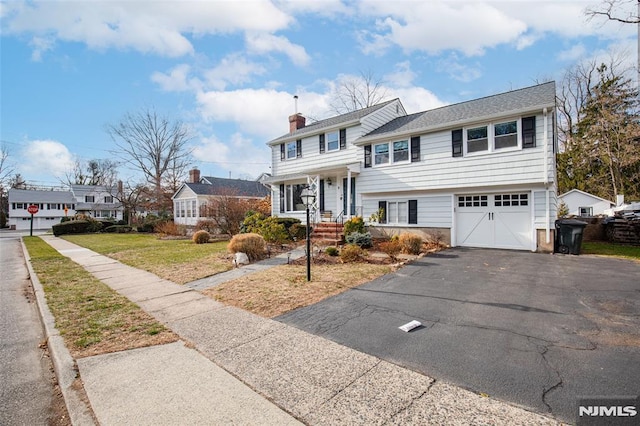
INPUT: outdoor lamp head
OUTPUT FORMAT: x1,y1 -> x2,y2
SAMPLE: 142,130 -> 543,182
300,187 -> 315,206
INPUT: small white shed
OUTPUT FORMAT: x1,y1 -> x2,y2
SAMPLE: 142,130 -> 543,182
559,189 -> 614,217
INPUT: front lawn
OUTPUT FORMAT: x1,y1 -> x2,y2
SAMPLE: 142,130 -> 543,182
62,234 -> 233,284
582,241 -> 640,261
24,237 -> 178,357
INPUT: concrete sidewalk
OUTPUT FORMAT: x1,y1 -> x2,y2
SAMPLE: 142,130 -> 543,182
32,235 -> 560,425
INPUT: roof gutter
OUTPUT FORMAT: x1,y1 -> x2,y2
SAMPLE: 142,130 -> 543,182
266,118 -> 362,146
353,103 -> 556,146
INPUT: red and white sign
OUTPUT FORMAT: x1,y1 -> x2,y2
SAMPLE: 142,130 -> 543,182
27,204 -> 39,214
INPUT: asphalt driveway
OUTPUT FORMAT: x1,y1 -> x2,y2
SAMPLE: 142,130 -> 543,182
276,248 -> 640,423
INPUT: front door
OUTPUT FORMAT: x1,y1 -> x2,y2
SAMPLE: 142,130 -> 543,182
343,177 -> 356,216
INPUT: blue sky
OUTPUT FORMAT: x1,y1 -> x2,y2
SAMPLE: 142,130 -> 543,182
1,0 -> 637,187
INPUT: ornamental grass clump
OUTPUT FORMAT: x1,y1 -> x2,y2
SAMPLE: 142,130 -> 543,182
379,240 -> 402,261
339,244 -> 366,263
399,232 -> 423,255
228,233 -> 266,261
192,230 -> 211,244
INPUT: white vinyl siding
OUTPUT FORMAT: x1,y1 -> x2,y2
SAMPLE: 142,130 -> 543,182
362,194 -> 452,228
358,112 -> 553,194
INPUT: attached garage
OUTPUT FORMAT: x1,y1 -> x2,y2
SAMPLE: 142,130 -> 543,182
455,192 -> 533,251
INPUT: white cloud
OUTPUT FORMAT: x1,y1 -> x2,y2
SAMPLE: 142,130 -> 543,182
384,61 -> 417,88
357,0 -> 636,58
3,0 -> 293,57
21,140 -> 75,178
557,44 -> 587,62
151,64 -> 201,92
245,32 -> 311,67
358,1 -> 527,56
28,35 -> 55,61
203,54 -> 268,90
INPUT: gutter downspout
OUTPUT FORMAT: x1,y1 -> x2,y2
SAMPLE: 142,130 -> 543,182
543,107 -> 550,244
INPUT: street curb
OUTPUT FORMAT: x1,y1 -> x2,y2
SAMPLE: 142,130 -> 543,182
21,237 -> 97,426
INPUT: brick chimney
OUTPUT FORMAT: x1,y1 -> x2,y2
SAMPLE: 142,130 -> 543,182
289,113 -> 306,133
189,168 -> 200,183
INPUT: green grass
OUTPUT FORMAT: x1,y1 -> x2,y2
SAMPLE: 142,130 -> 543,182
23,236 -> 177,357
582,241 -> 640,260
61,233 -> 233,284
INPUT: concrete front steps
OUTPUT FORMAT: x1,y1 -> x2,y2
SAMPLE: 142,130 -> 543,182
311,222 -> 344,247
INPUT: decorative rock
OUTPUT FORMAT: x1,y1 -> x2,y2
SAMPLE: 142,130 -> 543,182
234,252 -> 250,266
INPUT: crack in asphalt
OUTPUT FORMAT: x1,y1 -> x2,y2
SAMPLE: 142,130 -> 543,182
537,340 -> 564,415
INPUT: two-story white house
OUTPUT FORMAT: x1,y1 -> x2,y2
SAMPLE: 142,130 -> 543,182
8,185 -> 124,230
265,82 -> 558,252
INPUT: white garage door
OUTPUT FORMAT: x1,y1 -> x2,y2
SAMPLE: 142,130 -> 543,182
456,193 -> 532,251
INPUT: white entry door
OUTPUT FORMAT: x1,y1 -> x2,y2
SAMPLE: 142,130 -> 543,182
456,193 -> 532,250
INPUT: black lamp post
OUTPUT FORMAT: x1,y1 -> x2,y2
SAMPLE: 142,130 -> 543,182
300,187 -> 316,281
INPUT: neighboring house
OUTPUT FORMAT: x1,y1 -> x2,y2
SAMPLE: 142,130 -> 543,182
265,82 -> 558,252
8,185 -> 124,231
172,168 -> 270,226
70,184 -> 124,222
559,189 -> 614,217
8,188 -> 76,230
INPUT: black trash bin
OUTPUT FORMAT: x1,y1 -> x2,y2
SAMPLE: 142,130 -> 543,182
555,219 -> 588,254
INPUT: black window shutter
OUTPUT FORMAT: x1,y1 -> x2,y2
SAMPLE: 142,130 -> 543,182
280,144 -> 285,161
339,129 -> 346,150
279,184 -> 285,213
319,134 -> 325,153
452,129 -> 463,157
411,136 -> 420,162
522,116 -> 536,148
364,145 -> 372,168
408,200 -> 418,224
296,139 -> 302,158
378,201 -> 387,224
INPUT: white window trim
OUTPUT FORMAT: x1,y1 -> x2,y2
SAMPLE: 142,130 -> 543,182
326,131 -> 339,152
286,141 -> 297,159
463,118 -> 522,157
373,140 -> 411,167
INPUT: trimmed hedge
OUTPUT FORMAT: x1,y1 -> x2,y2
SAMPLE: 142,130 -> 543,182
104,225 -> 133,233
52,220 -> 100,236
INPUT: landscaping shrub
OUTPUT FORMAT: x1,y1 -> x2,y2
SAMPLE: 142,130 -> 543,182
343,216 -> 365,236
52,220 -> 93,236
379,240 -> 402,261
103,225 -> 133,233
345,231 -> 372,248
195,219 -> 218,234
243,213 -> 289,245
228,233 -> 266,261
399,232 -> 423,255
325,246 -> 339,256
192,230 -> 211,244
339,244 -> 366,263
289,223 -> 308,241
154,220 -> 185,237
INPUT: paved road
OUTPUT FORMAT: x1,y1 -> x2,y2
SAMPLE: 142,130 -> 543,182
0,233 -> 63,425
277,248 -> 640,423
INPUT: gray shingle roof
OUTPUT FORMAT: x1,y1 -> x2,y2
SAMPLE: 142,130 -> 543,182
8,188 -> 75,203
267,98 -> 400,145
188,177 -> 269,198
357,81 -> 556,143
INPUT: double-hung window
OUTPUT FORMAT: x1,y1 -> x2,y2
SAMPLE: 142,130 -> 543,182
104,196 -> 114,203
467,126 -> 488,153
374,143 -> 389,165
285,184 -> 307,212
494,121 -> 518,149
393,140 -> 409,162
286,141 -> 297,159
326,132 -> 339,151
85,195 -> 95,203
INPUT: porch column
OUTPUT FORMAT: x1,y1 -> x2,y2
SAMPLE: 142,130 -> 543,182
346,169 -> 352,220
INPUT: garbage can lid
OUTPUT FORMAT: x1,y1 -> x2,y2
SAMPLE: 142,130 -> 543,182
556,218 -> 588,227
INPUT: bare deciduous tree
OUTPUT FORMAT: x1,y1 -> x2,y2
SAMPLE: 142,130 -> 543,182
107,108 -> 193,215
586,0 -> 639,24
63,158 -> 119,186
200,189 -> 257,236
330,70 -> 389,114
